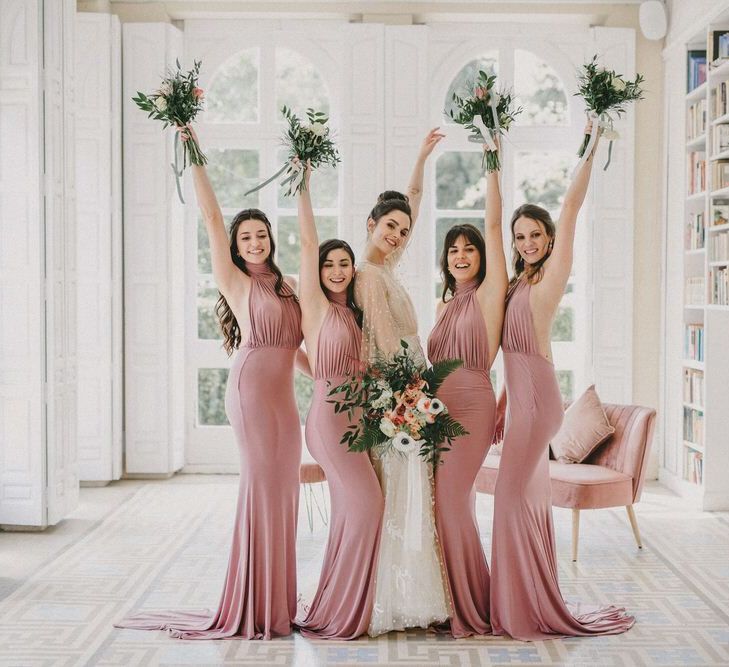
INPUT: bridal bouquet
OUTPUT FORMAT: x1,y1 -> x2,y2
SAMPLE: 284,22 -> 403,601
574,55 -> 644,170
447,70 -> 522,172
245,106 -> 340,197
132,59 -> 207,202
328,341 -> 467,467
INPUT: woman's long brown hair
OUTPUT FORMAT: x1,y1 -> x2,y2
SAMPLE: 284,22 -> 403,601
215,209 -> 294,355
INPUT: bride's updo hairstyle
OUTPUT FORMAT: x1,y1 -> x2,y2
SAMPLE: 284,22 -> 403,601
368,190 -> 412,229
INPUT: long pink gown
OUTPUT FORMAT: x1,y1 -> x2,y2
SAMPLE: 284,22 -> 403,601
427,278 -> 494,637
297,289 -> 384,639
115,261 -> 303,640
490,278 -> 635,641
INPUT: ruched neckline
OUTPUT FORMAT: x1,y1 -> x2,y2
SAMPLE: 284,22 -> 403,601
454,279 -> 479,296
246,261 -> 274,277
325,288 -> 348,306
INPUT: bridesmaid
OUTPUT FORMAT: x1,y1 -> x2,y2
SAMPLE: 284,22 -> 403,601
294,164 -> 384,640
490,124 -> 635,640
428,158 -> 508,637
116,125 -> 303,640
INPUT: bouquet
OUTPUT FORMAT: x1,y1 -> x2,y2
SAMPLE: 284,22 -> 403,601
132,59 -> 207,203
328,341 -> 467,467
448,70 -> 522,172
245,106 -> 341,197
574,55 -> 644,170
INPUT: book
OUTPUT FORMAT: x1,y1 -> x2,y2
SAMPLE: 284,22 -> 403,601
688,50 -> 708,91
711,198 -> 729,225
684,324 -> 704,362
686,211 -> 705,250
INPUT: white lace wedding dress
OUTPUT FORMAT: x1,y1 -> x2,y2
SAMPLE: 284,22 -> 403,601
354,259 -> 451,637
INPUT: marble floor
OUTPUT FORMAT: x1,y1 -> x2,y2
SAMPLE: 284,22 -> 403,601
1,476 -> 728,667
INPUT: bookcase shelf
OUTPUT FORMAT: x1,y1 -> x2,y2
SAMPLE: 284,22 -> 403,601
664,24 -> 729,508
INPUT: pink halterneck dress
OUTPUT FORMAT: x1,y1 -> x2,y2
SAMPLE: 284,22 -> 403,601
490,278 -> 634,641
297,289 -> 384,640
116,262 -> 303,640
428,278 -> 494,637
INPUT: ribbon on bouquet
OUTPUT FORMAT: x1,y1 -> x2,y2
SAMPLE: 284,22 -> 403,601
467,94 -> 501,151
572,111 -> 614,176
170,131 -> 186,204
244,159 -> 305,197
402,446 -> 424,552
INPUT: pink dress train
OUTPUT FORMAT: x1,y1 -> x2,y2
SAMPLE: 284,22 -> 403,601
115,262 -> 303,640
428,278 -> 494,637
490,278 -> 634,641
297,290 -> 384,639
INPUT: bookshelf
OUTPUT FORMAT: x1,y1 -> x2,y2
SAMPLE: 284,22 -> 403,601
665,23 -> 729,509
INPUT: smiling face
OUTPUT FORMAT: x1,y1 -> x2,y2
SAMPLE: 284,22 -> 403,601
513,216 -> 552,265
447,234 -> 481,283
320,247 -> 354,293
367,209 -> 411,257
236,218 -> 271,264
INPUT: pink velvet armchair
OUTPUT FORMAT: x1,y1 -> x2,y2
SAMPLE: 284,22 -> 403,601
475,403 -> 657,561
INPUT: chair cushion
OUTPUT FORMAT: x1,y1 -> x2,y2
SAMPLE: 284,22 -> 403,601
299,462 -> 326,484
475,453 -> 633,510
551,385 -> 615,463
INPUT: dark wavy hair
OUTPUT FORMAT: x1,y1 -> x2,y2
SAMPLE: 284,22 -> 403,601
319,238 -> 362,327
215,208 -> 294,355
509,203 -> 556,291
368,190 -> 412,227
439,223 -> 487,302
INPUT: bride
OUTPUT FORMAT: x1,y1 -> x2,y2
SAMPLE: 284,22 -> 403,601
354,128 -> 449,636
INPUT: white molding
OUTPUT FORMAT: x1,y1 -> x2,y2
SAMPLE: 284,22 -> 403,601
75,13 -> 123,484
122,23 -> 185,475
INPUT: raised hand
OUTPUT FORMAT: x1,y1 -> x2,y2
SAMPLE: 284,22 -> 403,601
418,127 -> 446,161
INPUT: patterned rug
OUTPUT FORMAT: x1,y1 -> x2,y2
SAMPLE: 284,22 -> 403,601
0,476 -> 727,666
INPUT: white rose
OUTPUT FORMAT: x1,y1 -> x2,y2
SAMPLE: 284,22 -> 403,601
602,128 -> 620,141
612,77 -> 626,92
309,122 -> 326,137
392,432 -> 419,454
371,389 -> 393,410
490,92 -> 501,107
428,398 -> 445,415
154,96 -> 167,112
159,82 -> 172,96
379,418 -> 396,438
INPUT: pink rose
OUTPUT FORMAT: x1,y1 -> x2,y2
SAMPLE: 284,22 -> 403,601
193,87 -> 204,99
474,87 -> 488,100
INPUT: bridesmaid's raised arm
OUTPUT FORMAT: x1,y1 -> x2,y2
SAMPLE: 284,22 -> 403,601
406,127 -> 445,227
181,125 -> 249,302
540,122 -> 600,306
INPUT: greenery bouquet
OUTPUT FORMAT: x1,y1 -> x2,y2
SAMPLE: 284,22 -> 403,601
448,70 -> 522,172
574,55 -> 644,170
132,59 -> 207,203
245,106 -> 340,197
328,341 -> 467,467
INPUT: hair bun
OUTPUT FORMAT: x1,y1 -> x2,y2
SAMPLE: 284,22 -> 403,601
377,190 -> 409,204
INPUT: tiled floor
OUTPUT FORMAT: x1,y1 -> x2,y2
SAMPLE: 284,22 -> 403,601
1,476 -> 728,666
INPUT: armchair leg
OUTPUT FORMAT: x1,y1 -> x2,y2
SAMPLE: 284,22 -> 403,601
626,505 -> 643,549
571,509 -> 580,562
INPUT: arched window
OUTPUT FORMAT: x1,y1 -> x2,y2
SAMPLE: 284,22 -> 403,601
433,49 -> 583,400
191,47 -> 337,437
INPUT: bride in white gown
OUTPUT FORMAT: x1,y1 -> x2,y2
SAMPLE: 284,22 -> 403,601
354,128 -> 451,636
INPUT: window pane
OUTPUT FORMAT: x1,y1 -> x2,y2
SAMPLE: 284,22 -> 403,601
295,372 -> 314,424
436,152 -> 486,210
514,152 -> 572,218
198,368 -> 229,425
206,49 -> 259,123
276,48 -> 330,121
514,50 -> 568,126
551,305 -> 574,342
198,277 -> 221,340
435,217 -> 484,266
198,216 -> 212,274
207,149 -> 260,210
444,54 -> 499,122
556,370 -> 574,402
276,215 -> 338,275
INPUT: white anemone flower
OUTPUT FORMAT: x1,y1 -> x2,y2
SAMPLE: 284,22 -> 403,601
428,398 -> 445,415
416,396 -> 431,414
392,432 -> 418,453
